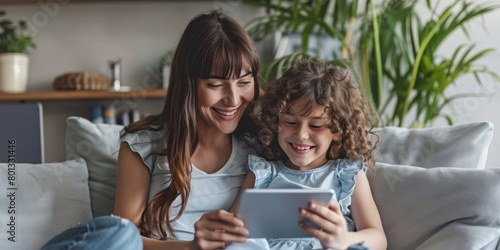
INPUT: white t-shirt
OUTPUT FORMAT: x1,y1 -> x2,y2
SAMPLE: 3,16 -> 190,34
121,128 -> 253,240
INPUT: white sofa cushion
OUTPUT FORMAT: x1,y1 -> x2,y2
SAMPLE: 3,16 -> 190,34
373,121 -> 493,168
368,163 -> 500,250
0,158 -> 92,250
65,116 -> 124,217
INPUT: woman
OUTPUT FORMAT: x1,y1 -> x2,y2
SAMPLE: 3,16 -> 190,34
115,8 -> 261,250
43,9 -> 260,250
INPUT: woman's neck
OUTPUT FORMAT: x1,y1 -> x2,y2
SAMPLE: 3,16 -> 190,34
197,130 -> 231,147
191,132 -> 232,174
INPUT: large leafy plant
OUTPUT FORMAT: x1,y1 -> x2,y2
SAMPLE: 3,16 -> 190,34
245,0 -> 499,127
359,0 -> 499,127
0,10 -> 36,54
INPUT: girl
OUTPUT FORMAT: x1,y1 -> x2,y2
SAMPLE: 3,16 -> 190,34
231,60 -> 387,250
43,9 -> 260,250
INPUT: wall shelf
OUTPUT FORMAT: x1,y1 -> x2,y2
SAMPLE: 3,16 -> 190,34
0,89 -> 166,101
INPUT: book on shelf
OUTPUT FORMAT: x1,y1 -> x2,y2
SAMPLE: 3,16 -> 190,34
89,104 -> 143,125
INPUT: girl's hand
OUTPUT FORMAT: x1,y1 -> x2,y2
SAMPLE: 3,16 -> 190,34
299,201 -> 349,250
192,210 -> 248,250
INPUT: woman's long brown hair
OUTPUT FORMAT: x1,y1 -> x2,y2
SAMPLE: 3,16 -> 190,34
122,9 -> 260,239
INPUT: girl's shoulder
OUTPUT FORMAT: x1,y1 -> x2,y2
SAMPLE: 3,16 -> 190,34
248,154 -> 279,170
247,154 -> 282,188
334,157 -> 368,216
335,156 -> 367,174
248,154 -> 282,176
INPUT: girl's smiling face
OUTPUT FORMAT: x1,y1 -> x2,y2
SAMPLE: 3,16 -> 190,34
278,97 -> 339,171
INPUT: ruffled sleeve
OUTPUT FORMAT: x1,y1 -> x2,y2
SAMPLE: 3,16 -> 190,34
248,154 -> 279,189
120,128 -> 165,173
335,157 -> 367,213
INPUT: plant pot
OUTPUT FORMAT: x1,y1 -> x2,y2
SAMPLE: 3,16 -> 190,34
0,53 -> 29,93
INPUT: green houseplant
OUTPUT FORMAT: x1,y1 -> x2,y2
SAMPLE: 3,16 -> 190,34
0,10 -> 36,93
358,0 -> 499,127
245,0 -> 499,127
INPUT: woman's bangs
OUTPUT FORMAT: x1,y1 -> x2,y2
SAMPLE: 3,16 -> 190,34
200,41 -> 256,79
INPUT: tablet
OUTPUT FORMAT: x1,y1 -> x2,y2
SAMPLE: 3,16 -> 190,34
236,189 -> 336,238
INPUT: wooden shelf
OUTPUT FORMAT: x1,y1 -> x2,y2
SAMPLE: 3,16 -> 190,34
0,89 -> 166,101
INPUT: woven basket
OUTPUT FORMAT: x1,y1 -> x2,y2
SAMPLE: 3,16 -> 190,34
53,72 -> 111,91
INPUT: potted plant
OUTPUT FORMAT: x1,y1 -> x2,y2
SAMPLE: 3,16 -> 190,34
0,10 -> 36,93
245,0 -> 499,127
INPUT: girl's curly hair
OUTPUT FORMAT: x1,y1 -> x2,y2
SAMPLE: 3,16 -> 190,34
258,59 -> 378,168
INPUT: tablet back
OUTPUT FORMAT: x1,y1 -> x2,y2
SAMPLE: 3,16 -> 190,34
236,189 -> 335,238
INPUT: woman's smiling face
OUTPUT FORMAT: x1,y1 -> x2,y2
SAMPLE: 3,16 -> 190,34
195,64 -> 255,135
278,97 -> 338,171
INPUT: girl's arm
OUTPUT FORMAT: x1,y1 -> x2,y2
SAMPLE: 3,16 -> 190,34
229,171 -> 256,213
114,142 -> 248,250
299,172 -> 387,250
347,171 -> 387,249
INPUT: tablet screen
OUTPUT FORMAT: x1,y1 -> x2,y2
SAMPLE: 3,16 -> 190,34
236,189 -> 335,238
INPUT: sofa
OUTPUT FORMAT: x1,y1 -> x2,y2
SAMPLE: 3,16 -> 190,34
1,116 -> 499,250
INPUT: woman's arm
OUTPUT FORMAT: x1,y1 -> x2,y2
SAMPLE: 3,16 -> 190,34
114,142 -> 150,224
114,142 -> 193,250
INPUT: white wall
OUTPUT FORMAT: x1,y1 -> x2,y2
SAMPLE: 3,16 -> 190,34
2,1 -> 499,167
416,0 -> 500,168
2,1 -> 262,90
1,1 -> 264,162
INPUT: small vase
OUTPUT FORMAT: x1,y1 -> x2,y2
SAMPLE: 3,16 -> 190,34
0,53 -> 29,93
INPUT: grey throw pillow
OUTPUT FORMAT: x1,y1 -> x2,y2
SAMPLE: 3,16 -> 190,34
0,158 -> 92,250
373,121 -> 493,168
65,116 -> 124,217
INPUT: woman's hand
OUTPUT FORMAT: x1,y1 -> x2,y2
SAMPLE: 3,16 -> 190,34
299,201 -> 349,250
193,210 -> 248,250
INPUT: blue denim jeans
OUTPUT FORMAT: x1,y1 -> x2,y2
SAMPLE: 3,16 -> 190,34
41,215 -> 142,250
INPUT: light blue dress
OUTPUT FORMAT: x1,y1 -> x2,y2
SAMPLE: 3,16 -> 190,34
249,154 -> 368,250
